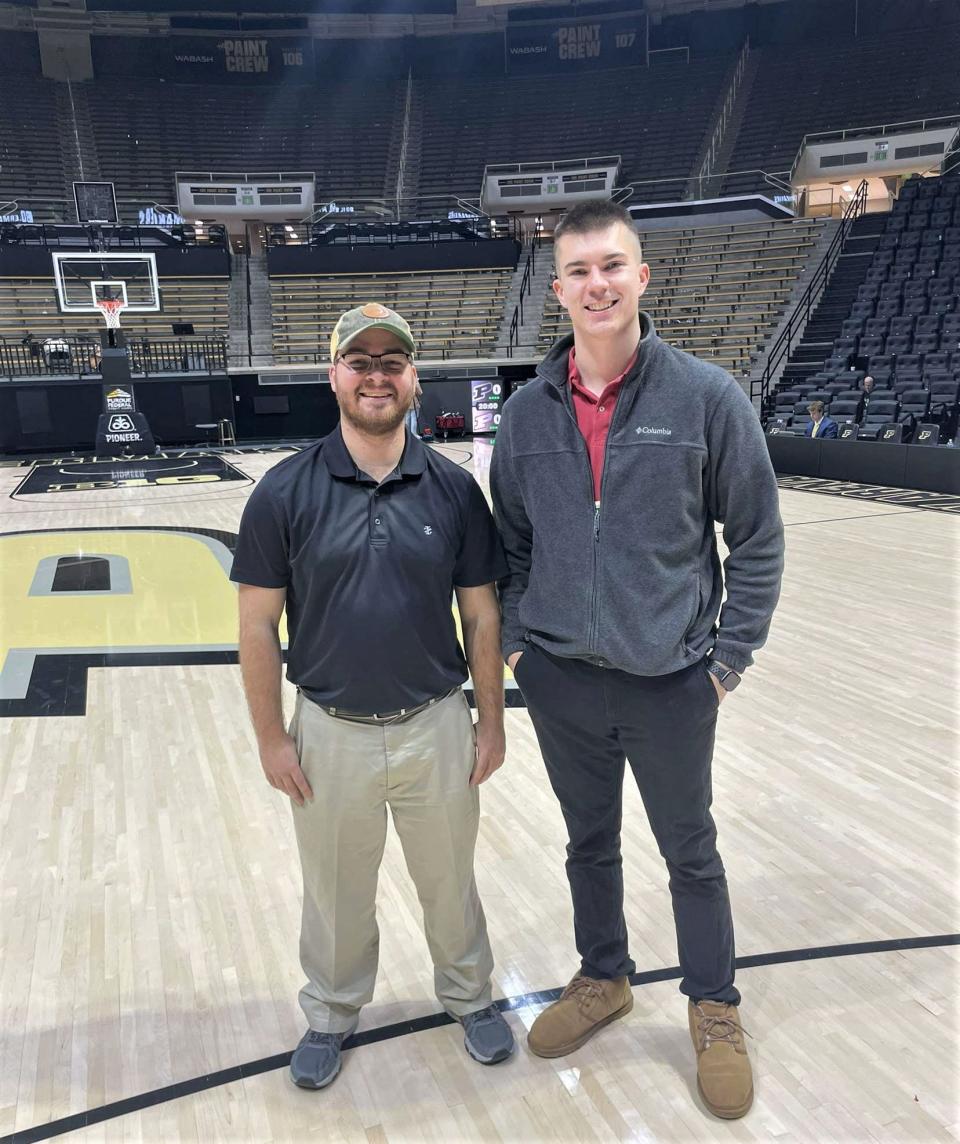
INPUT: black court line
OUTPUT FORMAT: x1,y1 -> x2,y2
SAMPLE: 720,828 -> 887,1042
430,442 -> 474,469
783,509 -> 924,528
776,475 -> 960,514
4,933 -> 957,1144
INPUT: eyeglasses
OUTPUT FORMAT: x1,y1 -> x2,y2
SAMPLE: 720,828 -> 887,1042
337,351 -> 412,375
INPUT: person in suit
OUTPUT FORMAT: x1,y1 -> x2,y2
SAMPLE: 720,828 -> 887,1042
805,400 -> 838,438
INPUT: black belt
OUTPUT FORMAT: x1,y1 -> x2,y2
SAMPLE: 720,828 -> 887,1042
305,686 -> 460,726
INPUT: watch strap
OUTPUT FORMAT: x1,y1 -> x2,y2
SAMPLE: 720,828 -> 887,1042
706,659 -> 741,691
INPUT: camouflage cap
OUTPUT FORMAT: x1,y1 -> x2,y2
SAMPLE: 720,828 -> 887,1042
330,303 -> 416,360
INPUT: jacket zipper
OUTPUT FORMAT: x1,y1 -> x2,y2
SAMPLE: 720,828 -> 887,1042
546,340 -> 648,660
557,394 -> 601,655
560,387 -> 626,660
590,400 -> 622,656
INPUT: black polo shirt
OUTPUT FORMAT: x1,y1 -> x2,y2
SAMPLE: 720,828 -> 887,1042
230,427 -> 507,713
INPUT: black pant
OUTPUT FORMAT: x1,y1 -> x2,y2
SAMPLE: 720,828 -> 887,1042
515,643 -> 739,1004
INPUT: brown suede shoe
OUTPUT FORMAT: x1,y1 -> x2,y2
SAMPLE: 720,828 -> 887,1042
527,974 -> 633,1058
688,1000 -> 754,1119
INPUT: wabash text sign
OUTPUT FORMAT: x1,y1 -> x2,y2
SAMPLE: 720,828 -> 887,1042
505,12 -> 646,75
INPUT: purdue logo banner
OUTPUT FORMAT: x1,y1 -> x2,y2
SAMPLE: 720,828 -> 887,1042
505,11 -> 647,75
0,526 -> 525,717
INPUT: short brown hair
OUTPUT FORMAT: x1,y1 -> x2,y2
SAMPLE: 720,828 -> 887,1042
553,199 -> 641,269
808,400 -> 825,414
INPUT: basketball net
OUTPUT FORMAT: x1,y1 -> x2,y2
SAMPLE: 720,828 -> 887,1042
95,298 -> 126,329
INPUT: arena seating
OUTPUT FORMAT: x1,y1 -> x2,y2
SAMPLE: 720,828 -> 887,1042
0,78 -> 68,206
0,276 -> 230,342
723,27 -> 960,196
418,55 -> 731,204
82,78 -> 402,206
538,217 -> 823,375
765,174 -> 960,441
270,268 -> 513,361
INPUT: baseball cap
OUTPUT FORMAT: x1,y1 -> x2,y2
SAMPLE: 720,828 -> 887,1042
330,303 -> 416,360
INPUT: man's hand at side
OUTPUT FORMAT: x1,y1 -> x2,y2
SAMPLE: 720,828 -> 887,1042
470,716 -> 506,787
259,731 -> 314,806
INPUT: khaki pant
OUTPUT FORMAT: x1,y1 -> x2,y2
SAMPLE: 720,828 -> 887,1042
289,688 -> 494,1033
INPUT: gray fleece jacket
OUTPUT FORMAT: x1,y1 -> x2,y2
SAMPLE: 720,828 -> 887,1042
490,314 -> 784,676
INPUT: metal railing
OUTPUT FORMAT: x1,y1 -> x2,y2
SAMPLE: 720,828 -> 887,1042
506,220 -> 544,357
0,334 -> 227,382
698,38 -> 750,191
0,220 -> 226,249
302,193 -> 495,228
616,167 -> 796,209
267,344 -> 498,366
788,114 -> 960,185
394,68 -> 414,222
278,214 -> 519,249
750,178 -> 868,409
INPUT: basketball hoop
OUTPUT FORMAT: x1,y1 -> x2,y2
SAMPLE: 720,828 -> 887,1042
95,297 -> 126,329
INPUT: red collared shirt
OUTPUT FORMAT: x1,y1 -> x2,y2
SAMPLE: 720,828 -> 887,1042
568,348 -> 638,499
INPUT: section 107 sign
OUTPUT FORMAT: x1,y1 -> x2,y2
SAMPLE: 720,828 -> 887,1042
505,11 -> 647,75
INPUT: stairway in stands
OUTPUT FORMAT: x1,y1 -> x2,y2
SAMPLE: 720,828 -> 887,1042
777,213 -> 887,390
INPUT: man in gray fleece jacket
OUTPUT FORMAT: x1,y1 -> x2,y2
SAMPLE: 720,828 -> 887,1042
490,200 -> 783,1120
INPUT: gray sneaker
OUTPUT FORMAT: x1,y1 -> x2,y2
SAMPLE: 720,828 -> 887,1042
459,1005 -> 515,1065
290,1029 -> 352,1089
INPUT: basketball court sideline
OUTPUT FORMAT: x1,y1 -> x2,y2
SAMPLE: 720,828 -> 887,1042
1,439 -> 957,1143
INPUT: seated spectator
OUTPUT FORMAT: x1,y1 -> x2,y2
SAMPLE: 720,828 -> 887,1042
805,400 -> 838,439
862,374 -> 876,396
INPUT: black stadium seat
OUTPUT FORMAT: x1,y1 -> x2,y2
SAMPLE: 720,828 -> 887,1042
830,394 -> 863,424
899,388 -> 931,427
859,394 -> 900,439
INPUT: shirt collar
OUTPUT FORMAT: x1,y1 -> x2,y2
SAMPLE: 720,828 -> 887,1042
321,423 -> 427,481
568,345 -> 638,400
539,311 -> 658,391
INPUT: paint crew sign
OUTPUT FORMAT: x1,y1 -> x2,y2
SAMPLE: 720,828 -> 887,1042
170,36 -> 315,82
505,11 -> 646,75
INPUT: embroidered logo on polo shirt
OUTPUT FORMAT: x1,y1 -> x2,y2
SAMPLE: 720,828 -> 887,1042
635,425 -> 672,436
423,525 -> 433,535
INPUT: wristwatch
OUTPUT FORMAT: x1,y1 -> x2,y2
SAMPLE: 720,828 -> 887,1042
706,659 -> 742,692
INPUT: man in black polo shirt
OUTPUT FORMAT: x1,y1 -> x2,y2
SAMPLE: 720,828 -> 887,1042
231,303 -> 515,1090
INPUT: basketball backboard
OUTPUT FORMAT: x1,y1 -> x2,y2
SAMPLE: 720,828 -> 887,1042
52,252 -> 161,314
74,181 -> 119,225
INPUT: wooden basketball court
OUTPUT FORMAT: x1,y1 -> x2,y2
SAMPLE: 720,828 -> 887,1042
1,439 -> 957,1142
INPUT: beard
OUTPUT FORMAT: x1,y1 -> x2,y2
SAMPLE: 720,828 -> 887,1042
336,387 -> 413,437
